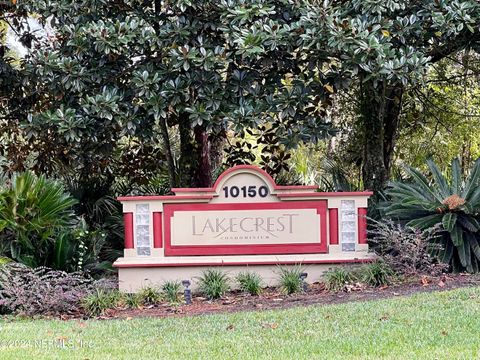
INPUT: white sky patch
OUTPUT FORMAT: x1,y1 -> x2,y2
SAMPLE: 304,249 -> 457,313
5,16 -> 53,57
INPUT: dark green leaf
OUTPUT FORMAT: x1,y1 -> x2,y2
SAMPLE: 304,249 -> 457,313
442,213 -> 457,232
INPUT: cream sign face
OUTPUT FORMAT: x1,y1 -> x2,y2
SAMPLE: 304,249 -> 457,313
172,208 -> 319,245
164,202 -> 327,256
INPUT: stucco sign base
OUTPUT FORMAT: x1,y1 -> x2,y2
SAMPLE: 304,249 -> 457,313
117,261 -> 368,293
114,165 -> 374,292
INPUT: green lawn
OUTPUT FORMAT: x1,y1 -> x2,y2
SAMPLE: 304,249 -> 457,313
1,287 -> 479,360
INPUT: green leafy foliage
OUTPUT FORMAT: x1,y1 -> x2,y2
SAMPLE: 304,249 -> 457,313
161,281 -> 182,304
137,286 -> 162,306
277,265 -> 304,295
324,268 -> 357,292
382,158 -> 480,272
5,0 -> 342,188
197,269 -> 230,300
3,0 -> 480,192
359,261 -> 395,287
0,172 -> 77,267
395,56 -> 480,175
82,289 -> 122,317
235,271 -> 263,296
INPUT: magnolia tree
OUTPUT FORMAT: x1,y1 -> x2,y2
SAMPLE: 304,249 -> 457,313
297,0 -> 480,190
7,0 -> 337,190
3,0 -> 480,192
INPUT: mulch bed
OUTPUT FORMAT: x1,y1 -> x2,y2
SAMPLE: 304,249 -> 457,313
104,273 -> 480,320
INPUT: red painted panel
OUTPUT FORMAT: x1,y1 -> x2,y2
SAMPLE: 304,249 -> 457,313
358,208 -> 368,244
114,258 -> 373,268
153,212 -> 163,248
171,187 -> 215,192
277,191 -> 373,198
328,208 -> 339,245
123,213 -> 134,249
163,201 -> 328,256
117,195 -> 213,201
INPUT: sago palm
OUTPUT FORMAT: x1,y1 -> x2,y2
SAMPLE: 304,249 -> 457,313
0,172 -> 77,266
382,159 -> 480,272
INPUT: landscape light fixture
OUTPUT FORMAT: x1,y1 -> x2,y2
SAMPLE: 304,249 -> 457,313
182,280 -> 192,305
300,272 -> 308,292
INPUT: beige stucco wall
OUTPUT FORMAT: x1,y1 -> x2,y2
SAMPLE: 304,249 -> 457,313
117,262 -> 367,293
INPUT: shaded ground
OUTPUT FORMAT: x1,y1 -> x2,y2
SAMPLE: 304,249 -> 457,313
107,273 -> 480,319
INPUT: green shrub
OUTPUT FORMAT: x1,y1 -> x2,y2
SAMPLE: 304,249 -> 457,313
0,263 -> 94,316
369,218 -> 448,276
0,257 -> 12,266
381,158 -> 480,272
162,280 -> 182,304
137,285 -> 162,305
324,268 -> 356,292
277,265 -> 304,295
124,293 -> 142,309
236,271 -> 263,295
82,289 -> 121,316
51,219 -> 109,273
197,269 -> 230,299
359,261 -> 395,287
0,172 -> 77,268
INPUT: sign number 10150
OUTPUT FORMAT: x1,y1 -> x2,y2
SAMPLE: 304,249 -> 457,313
222,185 -> 269,198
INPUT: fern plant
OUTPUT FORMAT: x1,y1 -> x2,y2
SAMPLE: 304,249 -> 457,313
382,158 -> 480,272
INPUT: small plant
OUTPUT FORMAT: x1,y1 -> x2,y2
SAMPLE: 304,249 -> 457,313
277,265 -> 304,295
359,261 -> 396,287
82,289 -> 121,316
324,268 -> 356,292
137,285 -> 162,305
236,271 -> 263,295
197,269 -> 230,299
124,293 -> 142,309
162,280 -> 182,304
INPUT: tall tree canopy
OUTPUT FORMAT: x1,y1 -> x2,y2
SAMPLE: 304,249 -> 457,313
2,0 -> 480,192
296,0 -> 480,190
7,0 -> 337,191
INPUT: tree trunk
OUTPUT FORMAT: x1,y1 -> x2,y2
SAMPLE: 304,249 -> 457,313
360,79 -> 404,191
177,112 -> 213,188
158,116 -> 177,189
209,129 -> 226,174
383,85 -> 404,174
193,125 -> 212,187
178,112 -> 196,187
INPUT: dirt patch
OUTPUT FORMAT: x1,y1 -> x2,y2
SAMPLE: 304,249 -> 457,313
104,273 -> 480,320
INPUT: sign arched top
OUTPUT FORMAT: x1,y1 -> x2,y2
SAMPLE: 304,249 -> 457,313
117,165 -> 372,203
171,165 -> 319,203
